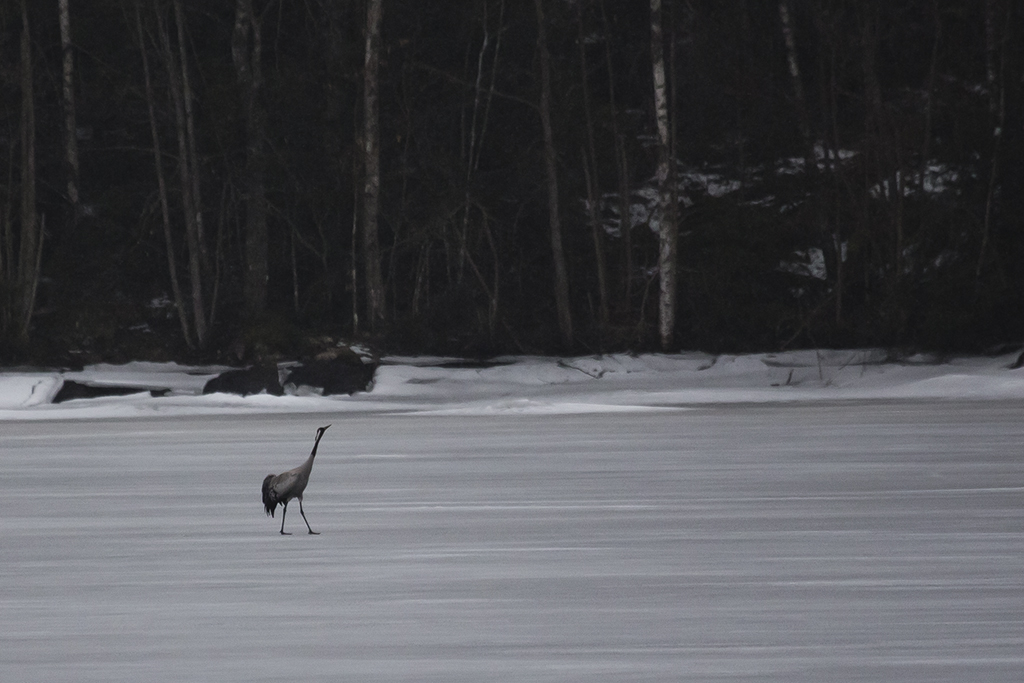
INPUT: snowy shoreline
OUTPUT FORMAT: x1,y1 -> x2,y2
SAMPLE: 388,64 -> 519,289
3,349 -> 1024,420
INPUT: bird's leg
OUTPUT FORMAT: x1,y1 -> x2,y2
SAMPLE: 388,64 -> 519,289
280,503 -> 292,535
299,498 -> 318,535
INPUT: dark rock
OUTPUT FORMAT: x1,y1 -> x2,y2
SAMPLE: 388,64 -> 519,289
202,364 -> 283,396
284,357 -> 377,396
54,380 -> 170,403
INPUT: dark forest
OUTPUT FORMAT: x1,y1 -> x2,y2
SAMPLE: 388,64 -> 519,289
1,0 -> 1022,365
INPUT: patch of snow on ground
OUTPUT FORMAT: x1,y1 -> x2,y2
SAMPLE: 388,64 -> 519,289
2,350 -> 1024,420
0,373 -> 62,408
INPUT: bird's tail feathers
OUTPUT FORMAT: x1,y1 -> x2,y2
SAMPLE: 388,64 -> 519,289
262,474 -> 278,517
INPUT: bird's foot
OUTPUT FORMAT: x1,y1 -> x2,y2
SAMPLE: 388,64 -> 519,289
308,530 -> 320,535
280,531 -> 292,535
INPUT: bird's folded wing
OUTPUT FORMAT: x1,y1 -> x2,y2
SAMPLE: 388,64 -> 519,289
270,470 -> 300,496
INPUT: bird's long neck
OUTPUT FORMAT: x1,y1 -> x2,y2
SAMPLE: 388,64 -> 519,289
298,453 -> 316,478
309,431 -> 325,461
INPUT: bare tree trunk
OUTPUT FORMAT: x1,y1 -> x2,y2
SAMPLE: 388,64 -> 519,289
860,12 -> 902,280
918,0 -> 941,196
460,6 -> 490,282
811,5 -> 847,324
598,0 -> 634,311
362,0 -> 385,330
173,0 -> 211,282
650,0 -> 676,350
462,204 -> 500,341
533,0 -> 573,348
16,0 -> 42,343
783,0 -> 834,330
58,0 -> 80,218
576,0 -> 609,338
779,0 -> 815,173
618,141 -> 633,301
477,0 -> 503,175
0,143 -> 12,333
351,121 -> 360,334
135,0 -> 193,348
668,0 -> 681,338
984,0 -> 999,117
1,106 -> 17,335
157,0 -> 207,346
459,0 -> 504,285
233,0 -> 268,316
976,0 -> 1007,287
411,242 -> 428,315
482,209 -> 499,337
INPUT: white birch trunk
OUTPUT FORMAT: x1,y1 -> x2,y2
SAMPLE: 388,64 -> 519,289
650,0 -> 676,350
362,0 -> 385,328
58,0 -> 80,213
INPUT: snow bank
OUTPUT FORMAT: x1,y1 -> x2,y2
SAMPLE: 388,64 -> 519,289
2,350 -> 1024,421
0,373 -> 62,408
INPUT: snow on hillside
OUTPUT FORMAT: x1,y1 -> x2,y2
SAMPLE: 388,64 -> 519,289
2,349 -> 1024,420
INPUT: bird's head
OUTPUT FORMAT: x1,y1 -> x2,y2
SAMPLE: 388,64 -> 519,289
310,424 -> 331,456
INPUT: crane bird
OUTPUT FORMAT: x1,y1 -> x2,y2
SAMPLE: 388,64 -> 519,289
262,425 -> 331,535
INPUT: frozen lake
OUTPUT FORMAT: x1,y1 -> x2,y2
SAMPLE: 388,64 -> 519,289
1,400 -> 1022,681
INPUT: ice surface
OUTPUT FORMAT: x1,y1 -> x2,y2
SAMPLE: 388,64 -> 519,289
1,354 -> 1023,681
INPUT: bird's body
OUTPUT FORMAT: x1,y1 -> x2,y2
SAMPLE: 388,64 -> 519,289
262,425 -> 330,534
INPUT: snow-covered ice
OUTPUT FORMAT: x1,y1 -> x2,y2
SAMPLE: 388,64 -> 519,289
1,351 -> 1022,681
